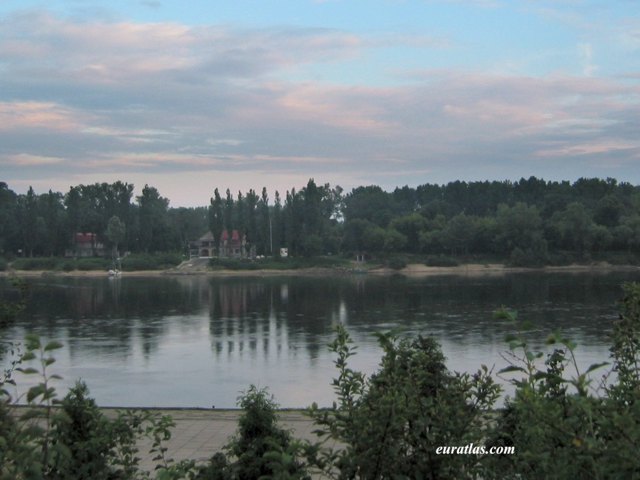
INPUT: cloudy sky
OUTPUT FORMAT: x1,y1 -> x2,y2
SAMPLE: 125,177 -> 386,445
1,0 -> 639,206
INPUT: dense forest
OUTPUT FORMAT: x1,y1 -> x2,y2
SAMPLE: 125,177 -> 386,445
1,176 -> 639,266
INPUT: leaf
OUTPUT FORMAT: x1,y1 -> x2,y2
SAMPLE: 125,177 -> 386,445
24,334 -> 41,350
21,352 -> 36,362
44,340 -> 63,351
504,334 -> 518,343
498,365 -> 526,375
27,384 -> 45,402
525,351 -> 541,362
16,367 -> 39,375
585,362 -> 609,374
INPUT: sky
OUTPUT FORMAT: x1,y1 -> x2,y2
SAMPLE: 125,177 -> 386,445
1,0 -> 639,207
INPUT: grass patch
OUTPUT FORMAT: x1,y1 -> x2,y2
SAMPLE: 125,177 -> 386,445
209,255 -> 350,271
120,252 -> 183,270
10,257 -> 62,271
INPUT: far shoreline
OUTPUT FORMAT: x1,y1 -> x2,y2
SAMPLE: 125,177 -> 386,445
2,262 -> 639,279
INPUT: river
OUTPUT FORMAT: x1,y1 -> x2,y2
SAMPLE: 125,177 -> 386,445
1,270 -> 638,407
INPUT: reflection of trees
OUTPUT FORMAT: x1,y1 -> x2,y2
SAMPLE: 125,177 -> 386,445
208,277 -> 352,362
205,272 -> 635,365
9,277 -> 205,360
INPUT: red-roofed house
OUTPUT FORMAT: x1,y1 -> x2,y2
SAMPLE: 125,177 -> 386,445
219,229 -> 246,258
65,232 -> 106,258
189,229 -> 250,259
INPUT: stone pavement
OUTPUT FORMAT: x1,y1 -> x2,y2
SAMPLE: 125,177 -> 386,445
101,408 -> 327,474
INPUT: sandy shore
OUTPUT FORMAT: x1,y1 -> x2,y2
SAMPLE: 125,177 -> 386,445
1,262 -> 638,279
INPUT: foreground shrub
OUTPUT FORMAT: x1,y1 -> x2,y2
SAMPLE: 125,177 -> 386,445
484,283 -> 640,479
50,381 -> 118,480
0,334 -> 199,480
307,327 -> 500,479
197,385 -> 309,480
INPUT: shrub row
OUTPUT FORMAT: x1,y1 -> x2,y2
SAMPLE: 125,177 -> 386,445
6,253 -> 183,272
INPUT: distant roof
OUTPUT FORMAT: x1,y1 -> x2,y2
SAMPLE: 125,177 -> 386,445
220,229 -> 242,242
75,232 -> 97,243
199,231 -> 215,241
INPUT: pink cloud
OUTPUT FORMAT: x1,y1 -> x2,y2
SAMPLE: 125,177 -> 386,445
536,141 -> 640,158
2,153 -> 64,166
0,101 -> 85,131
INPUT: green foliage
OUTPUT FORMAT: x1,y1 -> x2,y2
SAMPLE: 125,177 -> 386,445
197,386 -> 309,480
74,257 -> 111,271
424,255 -> 459,267
386,255 -> 407,270
307,325 -> 500,479
0,335 -> 204,480
106,215 -> 126,256
2,177 -> 640,265
11,257 -> 62,271
209,258 -> 259,271
49,381 -> 117,479
484,285 -> 640,479
121,252 -> 182,271
209,255 -> 349,271
9,257 -> 113,272
607,282 -> 640,404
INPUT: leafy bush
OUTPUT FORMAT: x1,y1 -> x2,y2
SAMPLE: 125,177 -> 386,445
0,335 -> 199,480
483,284 -> 640,479
386,255 -> 407,270
50,381 -> 118,479
11,257 -> 61,271
209,255 -> 349,271
209,258 -> 258,271
307,326 -> 500,479
424,255 -> 459,267
75,258 -> 111,271
121,252 -> 182,271
197,386 -> 308,480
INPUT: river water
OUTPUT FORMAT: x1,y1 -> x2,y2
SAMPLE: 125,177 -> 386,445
1,271 -> 638,408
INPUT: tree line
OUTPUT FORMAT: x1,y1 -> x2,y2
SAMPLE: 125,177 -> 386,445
1,176 -> 639,264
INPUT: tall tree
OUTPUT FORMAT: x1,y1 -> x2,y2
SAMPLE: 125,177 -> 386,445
224,189 -> 234,231
257,187 -> 271,255
0,183 -> 19,255
209,188 -> 224,251
106,215 -> 126,259
137,185 -> 171,253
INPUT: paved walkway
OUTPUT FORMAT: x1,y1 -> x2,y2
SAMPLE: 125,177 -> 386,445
101,408 -> 325,473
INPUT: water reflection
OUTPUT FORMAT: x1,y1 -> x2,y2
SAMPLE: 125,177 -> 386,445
0,271 -> 638,407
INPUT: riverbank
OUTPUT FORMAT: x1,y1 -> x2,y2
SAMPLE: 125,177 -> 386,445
9,406 -> 319,474
1,262 -> 639,278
